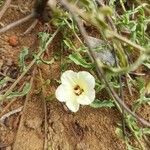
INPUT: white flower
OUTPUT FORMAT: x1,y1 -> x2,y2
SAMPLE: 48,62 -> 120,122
55,70 -> 95,112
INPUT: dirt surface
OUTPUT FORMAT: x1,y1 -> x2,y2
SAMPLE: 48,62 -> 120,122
0,0 -> 149,150
47,102 -> 126,150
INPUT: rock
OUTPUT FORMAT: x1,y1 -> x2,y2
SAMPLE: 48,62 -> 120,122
87,36 -> 115,66
8,35 -> 19,47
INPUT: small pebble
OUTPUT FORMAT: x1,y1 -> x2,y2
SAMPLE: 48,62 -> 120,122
8,35 -> 19,47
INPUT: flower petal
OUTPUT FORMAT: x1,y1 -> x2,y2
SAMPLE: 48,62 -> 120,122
85,88 -> 96,102
55,85 -> 71,102
77,91 -> 95,105
77,71 -> 95,89
61,70 -> 78,86
66,98 -> 80,112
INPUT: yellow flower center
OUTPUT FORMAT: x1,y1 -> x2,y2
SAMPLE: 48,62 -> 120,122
74,85 -> 84,96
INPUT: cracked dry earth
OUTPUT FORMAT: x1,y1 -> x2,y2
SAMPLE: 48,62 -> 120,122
1,0 -> 149,150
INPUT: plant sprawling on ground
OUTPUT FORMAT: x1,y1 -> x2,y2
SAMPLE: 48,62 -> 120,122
0,0 -> 150,149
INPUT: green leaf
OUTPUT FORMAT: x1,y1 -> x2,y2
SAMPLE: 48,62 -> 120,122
63,39 -> 73,49
19,47 -> 29,71
143,128 -> 150,135
109,0 -> 117,7
40,58 -> 55,65
126,143 -> 138,150
0,77 -> 10,86
38,32 -> 51,50
78,0 -> 97,11
7,83 -> 31,99
0,77 -> 14,90
69,53 -> 92,68
143,60 -> 150,69
90,99 -> 115,108
135,77 -> 145,91
126,115 -> 140,134
95,81 -> 105,92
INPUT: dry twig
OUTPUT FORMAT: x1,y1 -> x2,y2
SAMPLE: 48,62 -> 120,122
60,0 -> 150,127
22,19 -> 38,35
0,0 -> 11,20
0,28 -> 59,103
0,12 -> 35,34
0,106 -> 23,124
0,82 -> 25,118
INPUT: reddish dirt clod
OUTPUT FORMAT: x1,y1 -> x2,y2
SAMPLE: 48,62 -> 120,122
8,35 -> 19,47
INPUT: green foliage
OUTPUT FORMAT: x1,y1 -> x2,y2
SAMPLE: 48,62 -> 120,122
56,1 -> 150,149
143,58 -> 150,69
0,77 -> 12,86
134,77 -> 145,91
4,82 -> 31,99
38,32 -> 53,50
63,38 -> 77,51
0,29 -> 59,102
142,128 -> 150,135
126,143 -> 139,150
19,47 -> 29,72
7,83 -> 31,99
1,0 -> 149,149
109,0 -> 117,8
69,53 -> 92,68
116,3 -> 150,47
90,99 -> 115,108
74,0 -> 97,12
133,88 -> 150,111
0,0 -> 5,7
40,58 -> 55,65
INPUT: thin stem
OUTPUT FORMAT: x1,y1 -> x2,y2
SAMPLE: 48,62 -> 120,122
136,0 -> 150,14
0,28 -> 60,101
60,0 -> 148,53
110,53 -> 147,74
22,19 -> 38,35
0,106 -> 23,124
0,12 -> 35,34
128,124 -> 146,150
110,31 -> 146,52
96,0 -> 116,31
0,82 -> 25,117
60,0 -> 150,127
64,18 -> 83,45
60,0 -> 149,77
119,76 -> 126,138
120,0 -> 126,12
97,1 -> 127,132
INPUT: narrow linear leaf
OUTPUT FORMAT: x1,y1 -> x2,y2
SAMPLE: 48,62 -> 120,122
143,128 -> 150,135
63,39 -> 73,49
90,99 -> 115,108
69,53 -> 92,68
0,77 -> 11,86
7,83 -> 31,99
126,143 -> 138,150
40,58 -> 55,65
19,47 -> 29,71
143,62 -> 150,69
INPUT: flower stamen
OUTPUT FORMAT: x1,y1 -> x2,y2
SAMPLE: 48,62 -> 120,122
74,85 -> 84,96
